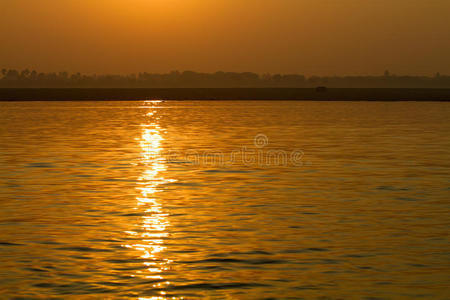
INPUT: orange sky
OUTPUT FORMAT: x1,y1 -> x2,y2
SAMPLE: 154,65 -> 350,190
1,0 -> 449,75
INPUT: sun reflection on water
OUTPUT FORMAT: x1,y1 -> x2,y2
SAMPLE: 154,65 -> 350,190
125,102 -> 177,298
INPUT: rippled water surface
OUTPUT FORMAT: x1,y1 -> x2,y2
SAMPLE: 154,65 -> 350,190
0,101 -> 449,299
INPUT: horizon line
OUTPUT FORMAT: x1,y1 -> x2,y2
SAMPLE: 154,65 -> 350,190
1,68 -> 447,78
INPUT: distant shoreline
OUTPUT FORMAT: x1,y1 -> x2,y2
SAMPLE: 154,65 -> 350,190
0,88 -> 450,101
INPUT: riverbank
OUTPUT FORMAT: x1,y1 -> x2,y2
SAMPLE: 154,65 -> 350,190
1,88 -> 450,101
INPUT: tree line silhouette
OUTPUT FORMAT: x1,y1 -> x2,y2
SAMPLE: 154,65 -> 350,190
1,69 -> 449,88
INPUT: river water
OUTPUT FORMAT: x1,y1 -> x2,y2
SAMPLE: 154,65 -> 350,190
0,101 -> 449,299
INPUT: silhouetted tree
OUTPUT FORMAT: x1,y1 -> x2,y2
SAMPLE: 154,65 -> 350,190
1,68 -> 449,88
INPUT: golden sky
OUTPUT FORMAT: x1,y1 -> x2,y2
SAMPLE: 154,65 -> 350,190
1,0 -> 449,75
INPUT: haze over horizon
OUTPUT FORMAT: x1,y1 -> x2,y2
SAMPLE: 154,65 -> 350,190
1,0 -> 450,76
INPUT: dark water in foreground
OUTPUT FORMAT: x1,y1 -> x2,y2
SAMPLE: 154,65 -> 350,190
0,101 -> 449,299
